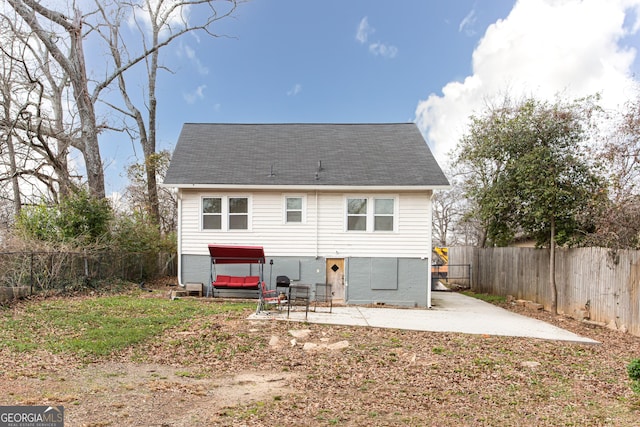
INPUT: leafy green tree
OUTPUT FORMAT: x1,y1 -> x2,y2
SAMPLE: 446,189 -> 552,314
454,96 -> 605,313
16,188 -> 112,245
57,188 -> 112,244
111,212 -> 175,254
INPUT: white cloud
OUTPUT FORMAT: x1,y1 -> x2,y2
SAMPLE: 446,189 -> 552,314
369,42 -> 398,58
177,42 -> 209,75
415,0 -> 640,165
287,83 -> 302,96
183,85 -> 206,104
127,0 -> 189,38
459,8 -> 477,35
356,17 -> 373,43
356,16 -> 398,59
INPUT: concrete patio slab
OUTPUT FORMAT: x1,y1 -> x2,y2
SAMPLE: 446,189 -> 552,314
249,291 -> 599,344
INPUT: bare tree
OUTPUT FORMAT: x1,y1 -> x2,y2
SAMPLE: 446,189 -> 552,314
123,150 -> 177,234
95,0 -> 237,225
4,0 -> 239,226
6,0 -> 106,198
432,177 -> 484,248
0,11 -> 83,213
586,92 -> 640,249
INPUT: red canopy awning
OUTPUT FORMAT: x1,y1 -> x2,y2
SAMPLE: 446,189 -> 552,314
207,245 -> 265,264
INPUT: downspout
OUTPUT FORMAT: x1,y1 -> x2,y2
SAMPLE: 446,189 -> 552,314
315,190 -> 319,258
176,190 -> 183,287
426,190 -> 433,308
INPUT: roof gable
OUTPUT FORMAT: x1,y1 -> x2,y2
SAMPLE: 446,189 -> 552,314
163,123 -> 449,187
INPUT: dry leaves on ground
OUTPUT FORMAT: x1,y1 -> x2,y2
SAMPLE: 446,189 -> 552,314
0,283 -> 639,426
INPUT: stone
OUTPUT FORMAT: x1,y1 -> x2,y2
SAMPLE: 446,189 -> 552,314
289,329 -> 312,340
521,361 -> 541,369
524,301 -> 544,311
327,340 -> 349,350
269,336 -> 280,347
302,342 -> 318,351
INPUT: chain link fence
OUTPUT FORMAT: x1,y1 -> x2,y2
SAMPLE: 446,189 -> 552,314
0,251 -> 176,299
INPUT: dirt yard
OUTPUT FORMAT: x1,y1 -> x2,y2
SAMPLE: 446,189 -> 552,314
1,282 -> 639,426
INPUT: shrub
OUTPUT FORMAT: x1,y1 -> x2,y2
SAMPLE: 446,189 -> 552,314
16,188 -> 112,246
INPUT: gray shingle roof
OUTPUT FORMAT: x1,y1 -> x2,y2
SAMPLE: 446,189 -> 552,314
163,123 -> 449,187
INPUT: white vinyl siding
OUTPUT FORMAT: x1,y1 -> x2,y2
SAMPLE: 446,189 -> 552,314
181,189 -> 431,258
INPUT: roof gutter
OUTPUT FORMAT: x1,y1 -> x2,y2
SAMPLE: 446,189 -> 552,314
160,183 -> 452,192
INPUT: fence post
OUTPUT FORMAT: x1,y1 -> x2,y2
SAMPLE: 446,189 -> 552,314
30,252 -> 34,294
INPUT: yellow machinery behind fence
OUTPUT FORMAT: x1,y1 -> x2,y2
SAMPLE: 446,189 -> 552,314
431,247 -> 448,281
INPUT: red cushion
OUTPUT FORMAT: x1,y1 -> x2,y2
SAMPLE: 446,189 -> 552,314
245,276 -> 260,284
230,276 -> 244,285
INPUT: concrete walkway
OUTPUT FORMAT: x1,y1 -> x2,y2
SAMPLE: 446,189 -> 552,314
250,291 -> 599,344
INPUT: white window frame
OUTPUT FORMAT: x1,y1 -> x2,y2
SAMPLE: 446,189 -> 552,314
373,197 -> 395,232
346,197 -> 368,232
345,196 -> 397,232
201,195 -> 251,231
284,195 -> 306,224
202,197 -> 222,230
228,196 -> 250,230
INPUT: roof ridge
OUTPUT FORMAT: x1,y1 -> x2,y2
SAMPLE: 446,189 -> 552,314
182,122 -> 416,125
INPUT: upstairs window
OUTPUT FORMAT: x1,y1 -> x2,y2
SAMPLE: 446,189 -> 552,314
286,197 -> 303,223
346,196 -> 397,232
201,196 -> 250,231
374,198 -> 394,231
202,197 -> 222,230
347,198 -> 367,231
228,197 -> 248,230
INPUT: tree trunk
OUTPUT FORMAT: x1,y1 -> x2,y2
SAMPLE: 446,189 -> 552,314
145,43 -> 160,226
7,1 -> 106,199
68,10 -> 105,199
549,216 -> 558,314
1,80 -> 22,216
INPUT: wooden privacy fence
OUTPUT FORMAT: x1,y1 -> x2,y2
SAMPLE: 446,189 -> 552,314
449,246 -> 640,337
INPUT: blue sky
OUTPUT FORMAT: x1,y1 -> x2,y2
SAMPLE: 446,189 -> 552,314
99,0 -> 640,197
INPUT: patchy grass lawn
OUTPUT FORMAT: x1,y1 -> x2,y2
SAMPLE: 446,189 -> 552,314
0,292 -> 253,358
0,286 -> 639,426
